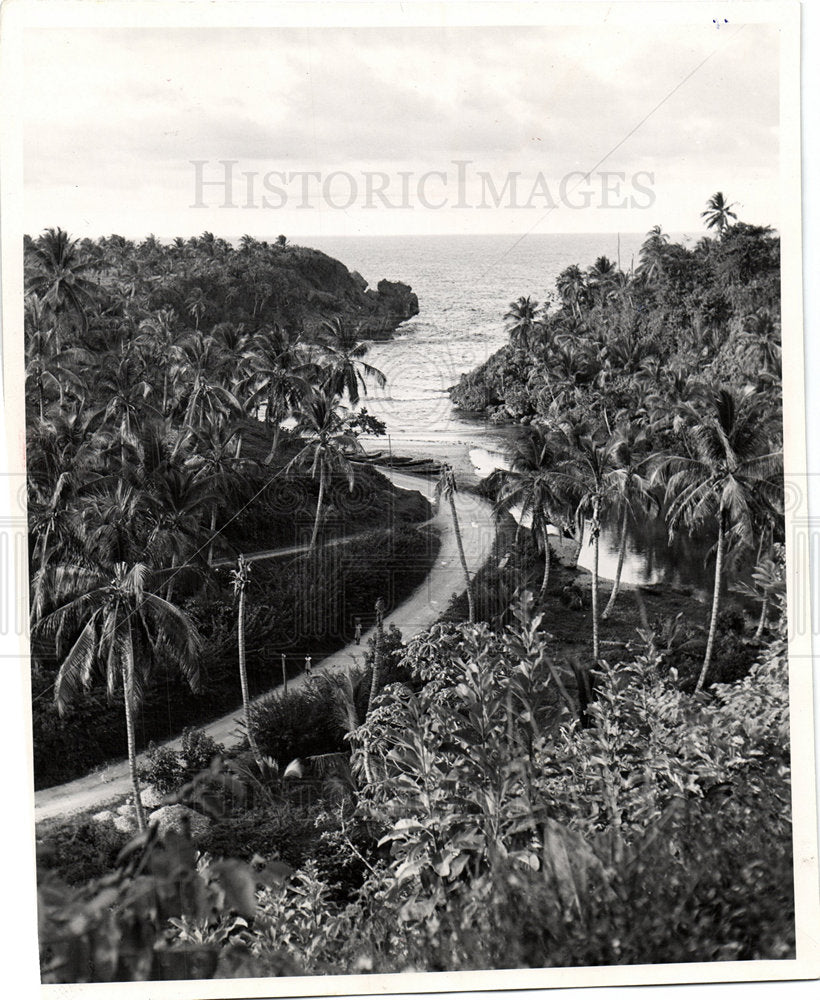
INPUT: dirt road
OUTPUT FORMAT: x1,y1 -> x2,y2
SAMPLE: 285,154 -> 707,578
33,469 -> 495,824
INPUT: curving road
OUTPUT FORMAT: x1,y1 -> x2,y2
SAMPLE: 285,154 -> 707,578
33,469 -> 495,823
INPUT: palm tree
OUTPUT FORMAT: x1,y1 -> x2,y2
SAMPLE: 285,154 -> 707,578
170,331 -> 241,439
657,387 -> 782,689
185,287 -> 207,330
145,464 -> 214,600
558,423 -> 621,661
286,389 -> 362,552
504,296 -> 539,350
185,420 -> 249,563
368,597 -> 386,713
601,422 -> 657,619
239,327 -> 312,462
738,542 -> 785,641
494,426 -> 573,600
97,353 -> 154,469
80,482 -> 154,568
23,294 -> 82,418
231,554 -> 263,765
37,561 -> 202,831
436,464 -> 475,623
555,265 -> 587,319
738,309 -> 781,380
137,308 -> 178,415
26,228 -> 98,340
586,256 -> 619,305
637,225 -> 670,285
318,316 -> 387,406
26,403 -> 104,503
29,472 -> 90,621
701,192 -> 738,235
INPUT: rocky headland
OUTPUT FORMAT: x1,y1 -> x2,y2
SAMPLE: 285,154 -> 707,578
272,245 -> 419,340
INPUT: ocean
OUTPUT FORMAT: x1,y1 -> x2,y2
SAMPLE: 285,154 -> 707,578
299,232 -> 710,589
303,232 -> 653,469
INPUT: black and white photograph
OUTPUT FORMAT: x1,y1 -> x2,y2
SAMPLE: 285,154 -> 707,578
1,0 -> 818,995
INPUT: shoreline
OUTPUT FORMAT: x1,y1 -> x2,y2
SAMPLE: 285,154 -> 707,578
362,432 -> 508,486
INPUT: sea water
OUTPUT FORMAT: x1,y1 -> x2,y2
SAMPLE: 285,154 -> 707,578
297,231 -> 712,590
306,232 -> 650,455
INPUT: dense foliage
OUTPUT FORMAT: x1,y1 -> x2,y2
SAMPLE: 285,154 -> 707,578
450,212 -> 783,691
451,221 -> 781,432
37,591 -> 793,980
25,228 -> 432,794
31,201 -> 796,982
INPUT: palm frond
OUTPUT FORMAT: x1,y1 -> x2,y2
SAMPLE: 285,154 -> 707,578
54,613 -> 100,714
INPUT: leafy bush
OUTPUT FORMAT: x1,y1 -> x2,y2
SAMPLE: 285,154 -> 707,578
140,728 -> 226,795
250,677 -> 347,764
340,605 -> 793,970
37,595 -> 794,980
181,728 -> 225,772
199,805 -> 320,870
37,819 -> 130,885
38,815 -> 294,982
141,743 -> 187,795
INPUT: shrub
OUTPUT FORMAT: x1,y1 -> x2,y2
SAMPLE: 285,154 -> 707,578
141,742 -> 186,795
250,677 -> 347,763
37,819 -> 130,885
37,595 -> 794,979
342,607 -> 793,970
181,728 -> 225,772
140,729 -> 227,796
198,804 -> 320,870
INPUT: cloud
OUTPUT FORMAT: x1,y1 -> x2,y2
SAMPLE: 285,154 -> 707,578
22,22 -> 780,236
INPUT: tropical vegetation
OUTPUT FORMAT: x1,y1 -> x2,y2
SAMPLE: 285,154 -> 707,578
26,229 -> 435,788
31,196 -> 795,981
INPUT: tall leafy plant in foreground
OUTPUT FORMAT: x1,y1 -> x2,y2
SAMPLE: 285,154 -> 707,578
37,562 -> 202,830
345,598 -> 792,969
37,597 -> 793,978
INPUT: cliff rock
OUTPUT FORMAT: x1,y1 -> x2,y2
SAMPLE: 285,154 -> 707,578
277,246 -> 419,341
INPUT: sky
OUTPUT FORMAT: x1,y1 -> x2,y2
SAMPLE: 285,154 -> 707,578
22,21 -> 780,239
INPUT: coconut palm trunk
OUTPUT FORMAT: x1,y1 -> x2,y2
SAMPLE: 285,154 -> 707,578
310,464 -> 327,552
591,499 -> 601,662
235,557 -> 262,764
603,505 -> 629,619
122,662 -> 147,833
264,422 -> 282,465
539,528 -> 552,598
368,598 -> 385,714
449,491 -> 475,623
165,554 -> 178,603
754,594 -> 769,640
697,507 -> 726,691
207,507 -> 218,564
